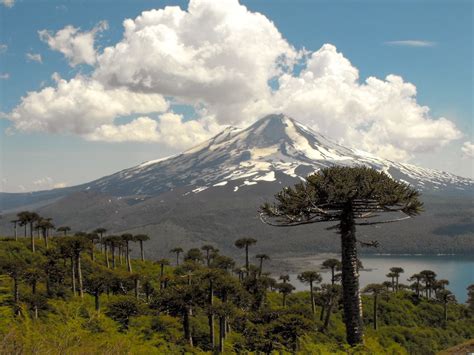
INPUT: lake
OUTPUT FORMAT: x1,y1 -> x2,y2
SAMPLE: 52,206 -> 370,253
288,254 -> 474,302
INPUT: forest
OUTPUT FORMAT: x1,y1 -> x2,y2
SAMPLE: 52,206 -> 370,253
0,221 -> 473,354
1,168 -> 473,354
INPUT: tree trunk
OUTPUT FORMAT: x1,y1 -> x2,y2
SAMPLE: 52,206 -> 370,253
105,244 -> 110,268
444,302 -> 448,322
323,294 -> 334,331
310,281 -> 315,314
13,222 -> 17,241
90,244 -> 95,261
126,241 -> 132,273
320,305 -> 325,321
340,204 -> 364,346
282,293 -> 287,307
245,245 -> 249,276
71,257 -> 77,296
176,253 -> 180,266
140,240 -> 144,261
183,306 -> 193,347
77,254 -> 84,298
95,291 -> 100,312
331,267 -> 335,285
119,245 -> 123,265
209,280 -> 215,349
29,222 -> 35,253
219,316 -> 225,353
259,258 -> 263,276
13,276 -> 19,303
24,224 -> 27,237
134,278 -> 140,299
111,244 -> 116,269
373,294 -> 378,330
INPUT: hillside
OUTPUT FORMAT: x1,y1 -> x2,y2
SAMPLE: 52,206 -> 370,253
1,237 -> 473,354
0,114 -> 472,257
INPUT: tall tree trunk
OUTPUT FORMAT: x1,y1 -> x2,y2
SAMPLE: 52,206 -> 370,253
29,222 -> 35,253
183,306 -> 193,347
71,257 -> 77,296
176,252 -> 180,266
134,278 -> 140,299
105,244 -> 110,268
310,281 -> 315,314
245,245 -> 249,276
340,204 -> 364,346
259,258 -> 263,276
331,267 -> 335,285
323,294 -> 334,331
13,276 -> 19,303
111,244 -> 116,269
13,222 -> 17,241
24,224 -> 27,237
209,280 -> 215,349
219,316 -> 225,353
373,294 -> 378,330
282,293 -> 287,307
90,244 -> 95,261
95,291 -> 100,312
119,245 -> 123,265
140,240 -> 145,261
320,305 -> 325,321
77,254 -> 84,298
126,241 -> 132,273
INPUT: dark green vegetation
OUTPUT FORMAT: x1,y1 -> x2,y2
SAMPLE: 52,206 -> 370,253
0,167 -> 472,354
1,233 -> 473,353
260,166 -> 423,345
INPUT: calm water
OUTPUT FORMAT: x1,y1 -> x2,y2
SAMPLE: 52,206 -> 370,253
289,254 -> 474,303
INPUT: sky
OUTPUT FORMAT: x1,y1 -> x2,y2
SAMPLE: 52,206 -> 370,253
0,0 -> 472,192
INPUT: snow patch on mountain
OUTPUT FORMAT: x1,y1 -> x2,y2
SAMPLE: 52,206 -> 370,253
86,114 -> 472,196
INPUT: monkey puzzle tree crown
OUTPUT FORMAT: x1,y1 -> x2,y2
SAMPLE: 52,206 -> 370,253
260,166 -> 422,227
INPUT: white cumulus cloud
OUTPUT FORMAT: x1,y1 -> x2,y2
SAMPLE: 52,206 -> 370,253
39,20 -> 108,67
86,113 -> 220,149
8,74 -> 168,135
0,44 -> 7,53
0,73 -> 9,80
94,0 -> 298,124
461,141 -> 474,159
5,0 -> 463,160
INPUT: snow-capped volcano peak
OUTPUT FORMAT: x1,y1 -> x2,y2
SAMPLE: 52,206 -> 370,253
89,114 -> 472,196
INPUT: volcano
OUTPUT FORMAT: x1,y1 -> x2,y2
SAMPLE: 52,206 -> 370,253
1,114 -> 472,256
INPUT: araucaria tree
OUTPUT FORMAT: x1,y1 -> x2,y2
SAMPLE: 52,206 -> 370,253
260,166 -> 422,346
234,238 -> 257,276
297,271 -> 322,315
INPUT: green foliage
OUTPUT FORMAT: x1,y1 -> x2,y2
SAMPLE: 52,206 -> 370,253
0,236 -> 472,354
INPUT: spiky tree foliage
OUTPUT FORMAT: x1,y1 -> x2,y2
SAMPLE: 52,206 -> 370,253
386,272 -> 397,292
363,284 -> 386,330
17,211 -> 40,252
260,166 -> 422,345
419,270 -> 437,298
184,248 -> 204,263
93,228 -> 107,252
0,246 -> 28,310
255,254 -> 270,276
36,217 -> 54,249
84,268 -> 110,311
134,234 -> 150,261
56,226 -> 71,236
85,233 -> 100,261
201,245 -> 217,266
389,267 -> 404,291
297,271 -> 322,315
276,282 -> 295,307
436,289 -> 456,323
210,255 -> 235,272
170,247 -> 184,266
467,284 -> 474,313
279,274 -> 290,283
408,273 -> 423,297
234,238 -> 257,276
121,233 -> 134,273
322,258 -> 342,285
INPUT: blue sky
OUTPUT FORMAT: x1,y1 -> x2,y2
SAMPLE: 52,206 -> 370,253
0,0 -> 472,192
